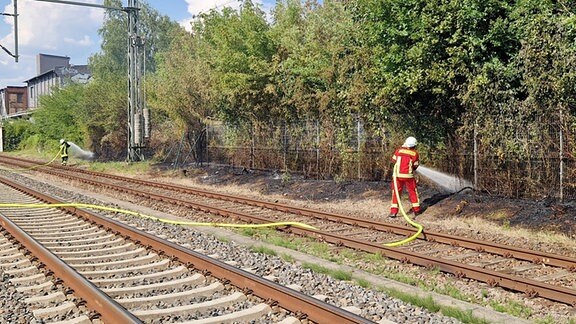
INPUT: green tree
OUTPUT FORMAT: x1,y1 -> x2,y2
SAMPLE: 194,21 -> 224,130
2,119 -> 37,151
31,84 -> 87,149
148,26 -> 214,162
352,0 -> 518,148
196,1 -> 277,125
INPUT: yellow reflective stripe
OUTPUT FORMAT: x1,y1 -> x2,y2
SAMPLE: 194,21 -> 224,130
398,149 -> 417,156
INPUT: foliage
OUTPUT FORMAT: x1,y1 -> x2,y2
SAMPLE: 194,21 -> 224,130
17,0 -> 576,197
2,119 -> 36,151
197,1 -> 277,125
352,0 -> 518,148
31,84 -> 87,148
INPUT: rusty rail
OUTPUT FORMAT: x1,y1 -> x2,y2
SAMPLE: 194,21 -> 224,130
0,174 -> 373,323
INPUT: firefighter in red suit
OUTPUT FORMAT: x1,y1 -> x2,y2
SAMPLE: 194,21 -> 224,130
389,136 -> 421,218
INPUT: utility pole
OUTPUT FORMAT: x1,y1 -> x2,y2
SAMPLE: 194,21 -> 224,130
33,0 -> 149,161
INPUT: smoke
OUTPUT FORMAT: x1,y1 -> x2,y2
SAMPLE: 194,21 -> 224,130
68,142 -> 95,160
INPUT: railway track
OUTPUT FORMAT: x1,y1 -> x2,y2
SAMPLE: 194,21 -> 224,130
0,174 -> 372,323
1,155 -> 575,308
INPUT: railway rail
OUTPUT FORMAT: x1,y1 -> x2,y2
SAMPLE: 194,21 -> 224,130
1,155 -> 575,308
0,174 -> 371,323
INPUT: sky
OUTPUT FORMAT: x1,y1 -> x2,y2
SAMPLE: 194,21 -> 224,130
0,0 -> 273,89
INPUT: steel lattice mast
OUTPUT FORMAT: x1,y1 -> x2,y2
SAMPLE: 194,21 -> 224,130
126,0 -> 147,161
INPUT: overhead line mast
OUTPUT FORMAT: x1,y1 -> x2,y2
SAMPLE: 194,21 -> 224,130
33,0 -> 149,161
0,0 -> 18,62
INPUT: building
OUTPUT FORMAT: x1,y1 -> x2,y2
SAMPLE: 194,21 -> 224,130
0,53 -> 91,151
26,54 -> 91,109
0,86 -> 28,118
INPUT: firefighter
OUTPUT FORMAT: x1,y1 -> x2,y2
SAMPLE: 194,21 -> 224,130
389,136 -> 421,218
60,139 -> 70,166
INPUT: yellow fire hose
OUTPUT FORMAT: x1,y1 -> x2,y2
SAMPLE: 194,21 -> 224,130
0,148 -> 317,230
383,162 -> 424,247
0,148 -> 423,242
0,202 -> 317,230
0,147 -> 62,172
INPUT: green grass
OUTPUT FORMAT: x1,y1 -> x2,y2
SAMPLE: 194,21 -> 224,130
386,290 -> 440,312
216,236 -> 230,243
240,228 -> 257,237
437,283 -> 476,302
89,161 -> 152,174
355,278 -> 371,288
237,228 -> 533,323
489,299 -> 532,318
441,308 -> 490,324
251,245 -> 277,256
280,253 -> 295,263
385,289 -> 490,324
367,252 -> 384,262
302,262 -> 352,281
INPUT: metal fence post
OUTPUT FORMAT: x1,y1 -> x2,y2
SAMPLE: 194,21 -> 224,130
250,124 -> 255,169
316,120 -> 320,179
283,121 -> 287,172
357,117 -> 361,180
474,122 -> 478,190
560,124 -> 564,202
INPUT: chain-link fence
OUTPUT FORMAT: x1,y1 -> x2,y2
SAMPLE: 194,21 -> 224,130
195,119 -> 576,201
205,119 -> 392,181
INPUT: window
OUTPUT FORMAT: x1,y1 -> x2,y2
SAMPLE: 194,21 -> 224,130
16,93 -> 23,103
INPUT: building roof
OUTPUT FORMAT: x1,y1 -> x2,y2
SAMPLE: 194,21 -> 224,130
25,65 -> 91,84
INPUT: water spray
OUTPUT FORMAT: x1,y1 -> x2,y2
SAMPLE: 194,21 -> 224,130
416,166 -> 473,193
68,142 -> 95,160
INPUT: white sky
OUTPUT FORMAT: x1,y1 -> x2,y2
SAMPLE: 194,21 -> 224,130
0,0 -> 271,88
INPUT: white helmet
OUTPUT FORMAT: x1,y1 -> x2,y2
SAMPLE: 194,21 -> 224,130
60,139 -> 65,144
403,136 -> 417,148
